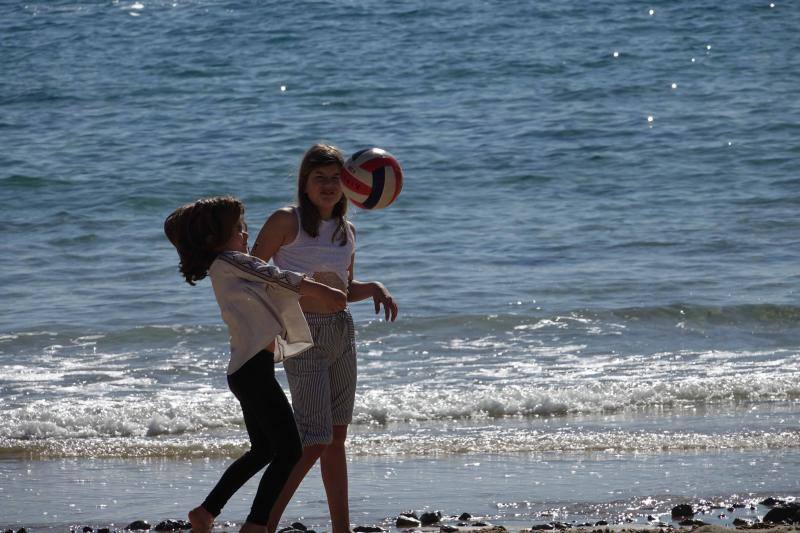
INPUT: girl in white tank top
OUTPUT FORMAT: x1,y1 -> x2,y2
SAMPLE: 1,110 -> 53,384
273,206 -> 355,289
250,144 -> 398,533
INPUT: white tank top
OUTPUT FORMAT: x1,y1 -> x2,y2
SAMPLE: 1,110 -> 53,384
273,207 -> 355,285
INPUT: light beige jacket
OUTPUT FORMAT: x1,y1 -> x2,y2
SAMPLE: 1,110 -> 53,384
209,251 -> 313,374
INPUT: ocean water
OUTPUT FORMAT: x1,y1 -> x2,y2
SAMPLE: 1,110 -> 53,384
1,0 -> 799,530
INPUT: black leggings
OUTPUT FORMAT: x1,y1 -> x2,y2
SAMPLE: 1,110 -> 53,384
201,350 -> 302,525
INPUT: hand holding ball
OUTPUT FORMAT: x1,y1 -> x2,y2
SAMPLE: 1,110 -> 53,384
341,148 -> 403,210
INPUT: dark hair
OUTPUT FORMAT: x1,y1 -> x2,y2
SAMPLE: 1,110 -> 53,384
164,196 -> 244,285
297,143 -> 349,245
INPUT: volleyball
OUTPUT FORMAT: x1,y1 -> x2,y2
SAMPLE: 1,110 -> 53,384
341,147 -> 403,210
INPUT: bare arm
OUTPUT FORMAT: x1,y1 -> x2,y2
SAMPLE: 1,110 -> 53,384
348,279 -> 397,321
250,208 -> 297,262
346,224 -> 398,321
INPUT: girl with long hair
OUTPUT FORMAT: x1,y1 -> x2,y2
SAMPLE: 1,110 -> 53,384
251,144 -> 398,533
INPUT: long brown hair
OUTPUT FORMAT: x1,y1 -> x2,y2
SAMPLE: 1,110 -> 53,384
164,196 -> 244,285
297,143 -> 349,245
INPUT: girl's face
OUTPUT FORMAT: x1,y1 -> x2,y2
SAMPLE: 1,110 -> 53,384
221,216 -> 248,253
304,163 -> 343,215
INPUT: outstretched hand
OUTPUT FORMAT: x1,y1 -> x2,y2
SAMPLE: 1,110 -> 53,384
372,283 -> 398,322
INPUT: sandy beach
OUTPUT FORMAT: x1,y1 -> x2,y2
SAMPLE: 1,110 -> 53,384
5,518 -> 799,533
2,453 -> 797,533
4,495 -> 799,533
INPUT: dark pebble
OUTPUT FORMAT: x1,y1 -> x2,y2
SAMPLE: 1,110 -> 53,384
732,503 -> 746,509
678,520 -> 706,526
471,522 -> 488,527
4,529 -> 13,533
126,521 -> 151,531
733,518 -> 752,526
306,530 -> 317,533
458,513 -> 472,521
97,529 -> 110,533
83,528 -> 94,533
17,529 -> 27,533
551,522 -> 570,530
353,527 -> 386,533
395,515 -> 422,528
154,519 -> 191,531
457,523 -> 469,527
647,516 -> 657,521
420,512 -> 443,526
671,504 -> 695,519
593,521 -> 608,527
727,507 -> 735,512
530,525 -> 554,531
760,497 -> 783,507
763,503 -> 800,524
440,526 -> 459,533
291,522 -> 307,531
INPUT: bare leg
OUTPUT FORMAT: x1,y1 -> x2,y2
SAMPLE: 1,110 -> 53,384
188,505 -> 214,533
320,425 -> 351,533
266,444 -> 327,533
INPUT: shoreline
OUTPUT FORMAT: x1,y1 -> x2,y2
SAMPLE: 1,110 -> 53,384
4,501 -> 799,533
2,519 -> 799,533
2,454 -> 798,533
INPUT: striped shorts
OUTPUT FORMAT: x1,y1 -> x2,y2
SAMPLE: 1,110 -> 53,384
283,309 -> 357,447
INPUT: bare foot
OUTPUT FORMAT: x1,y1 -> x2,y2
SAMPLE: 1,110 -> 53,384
188,505 -> 214,533
239,522 -> 269,533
